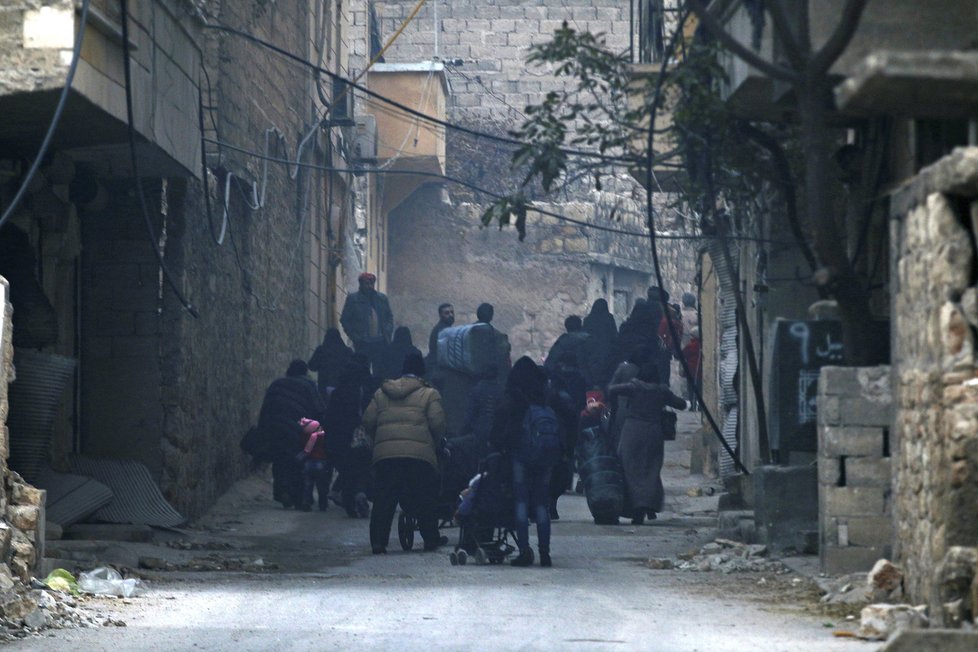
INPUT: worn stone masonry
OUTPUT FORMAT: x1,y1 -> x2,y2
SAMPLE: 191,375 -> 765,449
0,277 -> 48,590
890,147 -> 978,626
818,365 -> 893,575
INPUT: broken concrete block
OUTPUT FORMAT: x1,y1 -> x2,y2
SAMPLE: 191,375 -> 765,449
858,603 -> 929,640
880,629 -> 978,651
0,588 -> 37,620
868,559 -> 903,595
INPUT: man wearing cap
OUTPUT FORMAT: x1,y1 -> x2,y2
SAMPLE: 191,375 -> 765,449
340,272 -> 394,374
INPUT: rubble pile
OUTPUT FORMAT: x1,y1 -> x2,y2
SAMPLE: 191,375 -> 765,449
139,554 -> 274,572
819,559 -> 906,605
0,586 -> 125,641
646,539 -> 789,574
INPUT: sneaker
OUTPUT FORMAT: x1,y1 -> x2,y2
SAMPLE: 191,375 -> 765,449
510,549 -> 534,567
355,492 -> 370,518
539,550 -> 552,568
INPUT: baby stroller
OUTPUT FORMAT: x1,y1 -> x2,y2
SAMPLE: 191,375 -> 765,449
397,435 -> 483,551
448,451 -> 516,566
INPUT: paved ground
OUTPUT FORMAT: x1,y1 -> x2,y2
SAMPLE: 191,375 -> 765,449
16,414 -> 873,651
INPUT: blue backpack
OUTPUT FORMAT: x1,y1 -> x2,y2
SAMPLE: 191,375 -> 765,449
517,404 -> 561,465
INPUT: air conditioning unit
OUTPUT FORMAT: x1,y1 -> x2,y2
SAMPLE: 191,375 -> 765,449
352,114 -> 377,166
329,77 -> 355,126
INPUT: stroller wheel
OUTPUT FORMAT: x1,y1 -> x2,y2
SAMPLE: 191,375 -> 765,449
449,551 -> 459,566
475,548 -> 488,565
398,512 -> 416,551
457,549 -> 468,565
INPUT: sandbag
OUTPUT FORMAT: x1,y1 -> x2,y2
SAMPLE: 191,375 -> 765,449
437,323 -> 498,375
575,425 -> 625,524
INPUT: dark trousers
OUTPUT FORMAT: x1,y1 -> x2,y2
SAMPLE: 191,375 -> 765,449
272,454 -> 302,507
513,459 -> 553,554
369,458 -> 440,549
355,339 -> 387,377
301,459 -> 331,509
335,447 -> 373,515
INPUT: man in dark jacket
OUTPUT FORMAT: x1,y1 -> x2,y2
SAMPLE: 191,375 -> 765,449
545,315 -> 598,386
257,360 -> 326,509
427,303 -> 455,367
340,272 -> 394,374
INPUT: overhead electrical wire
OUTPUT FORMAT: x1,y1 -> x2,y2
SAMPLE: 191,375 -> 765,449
120,0 -> 198,318
200,21 -> 647,167
203,135 -> 799,246
0,0 -> 91,230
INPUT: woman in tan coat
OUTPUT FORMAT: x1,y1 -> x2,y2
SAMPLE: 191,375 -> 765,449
363,352 -> 446,554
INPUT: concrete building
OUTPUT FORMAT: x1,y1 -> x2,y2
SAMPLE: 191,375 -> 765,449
0,0 -> 362,554
347,0 -> 698,362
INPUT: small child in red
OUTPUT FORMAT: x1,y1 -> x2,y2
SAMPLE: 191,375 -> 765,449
297,418 -> 329,512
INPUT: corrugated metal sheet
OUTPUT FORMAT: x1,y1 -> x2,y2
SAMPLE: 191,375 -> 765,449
7,349 -> 76,483
70,456 -> 185,527
720,406 -> 739,477
707,240 -> 741,477
34,468 -> 113,527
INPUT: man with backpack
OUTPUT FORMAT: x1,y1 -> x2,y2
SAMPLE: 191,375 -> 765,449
491,356 -> 561,568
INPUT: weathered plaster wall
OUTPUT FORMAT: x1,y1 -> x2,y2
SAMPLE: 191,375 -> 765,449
891,147 -> 978,622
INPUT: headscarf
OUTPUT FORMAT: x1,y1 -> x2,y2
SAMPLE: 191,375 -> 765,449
506,356 -> 546,405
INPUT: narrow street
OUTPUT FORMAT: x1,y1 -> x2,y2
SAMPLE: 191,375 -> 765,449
15,415 -> 864,651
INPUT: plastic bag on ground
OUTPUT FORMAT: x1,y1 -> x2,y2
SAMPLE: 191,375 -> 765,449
78,566 -> 145,597
42,568 -> 79,595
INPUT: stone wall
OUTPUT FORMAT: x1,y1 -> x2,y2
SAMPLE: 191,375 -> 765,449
890,147 -> 978,622
817,365 -> 893,574
0,277 -> 47,586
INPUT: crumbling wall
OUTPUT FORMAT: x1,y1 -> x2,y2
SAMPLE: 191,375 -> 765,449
891,147 -> 978,623
817,365 -> 893,574
0,277 -> 47,589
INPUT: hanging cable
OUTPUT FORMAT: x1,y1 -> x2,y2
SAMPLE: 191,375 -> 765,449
203,135 -> 798,246
200,21 -> 644,166
0,0 -> 91,229
642,10 -> 749,475
120,0 -> 198,318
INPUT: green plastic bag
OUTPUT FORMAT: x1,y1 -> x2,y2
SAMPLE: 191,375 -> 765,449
42,568 -> 79,595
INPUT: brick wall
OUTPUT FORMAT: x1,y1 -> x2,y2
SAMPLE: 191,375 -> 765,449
817,365 -> 893,574
890,148 -> 978,622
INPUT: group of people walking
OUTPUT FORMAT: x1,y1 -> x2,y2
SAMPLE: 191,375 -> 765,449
248,274 -> 702,568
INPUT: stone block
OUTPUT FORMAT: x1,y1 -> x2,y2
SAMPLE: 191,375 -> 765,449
10,483 -> 43,507
822,486 -> 888,517
5,505 -> 38,532
818,457 -> 842,486
848,516 -> 895,548
846,457 -> 892,487
822,544 -> 889,575
841,397 -> 891,426
821,426 -> 885,457
880,630 -> 978,652
753,465 -> 817,553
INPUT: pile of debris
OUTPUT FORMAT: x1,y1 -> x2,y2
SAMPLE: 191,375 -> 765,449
139,554 -> 274,573
0,585 -> 125,641
646,538 -> 789,574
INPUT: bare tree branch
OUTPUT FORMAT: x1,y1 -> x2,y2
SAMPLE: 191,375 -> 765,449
685,0 -> 801,83
765,0 -> 807,67
811,0 -> 870,73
